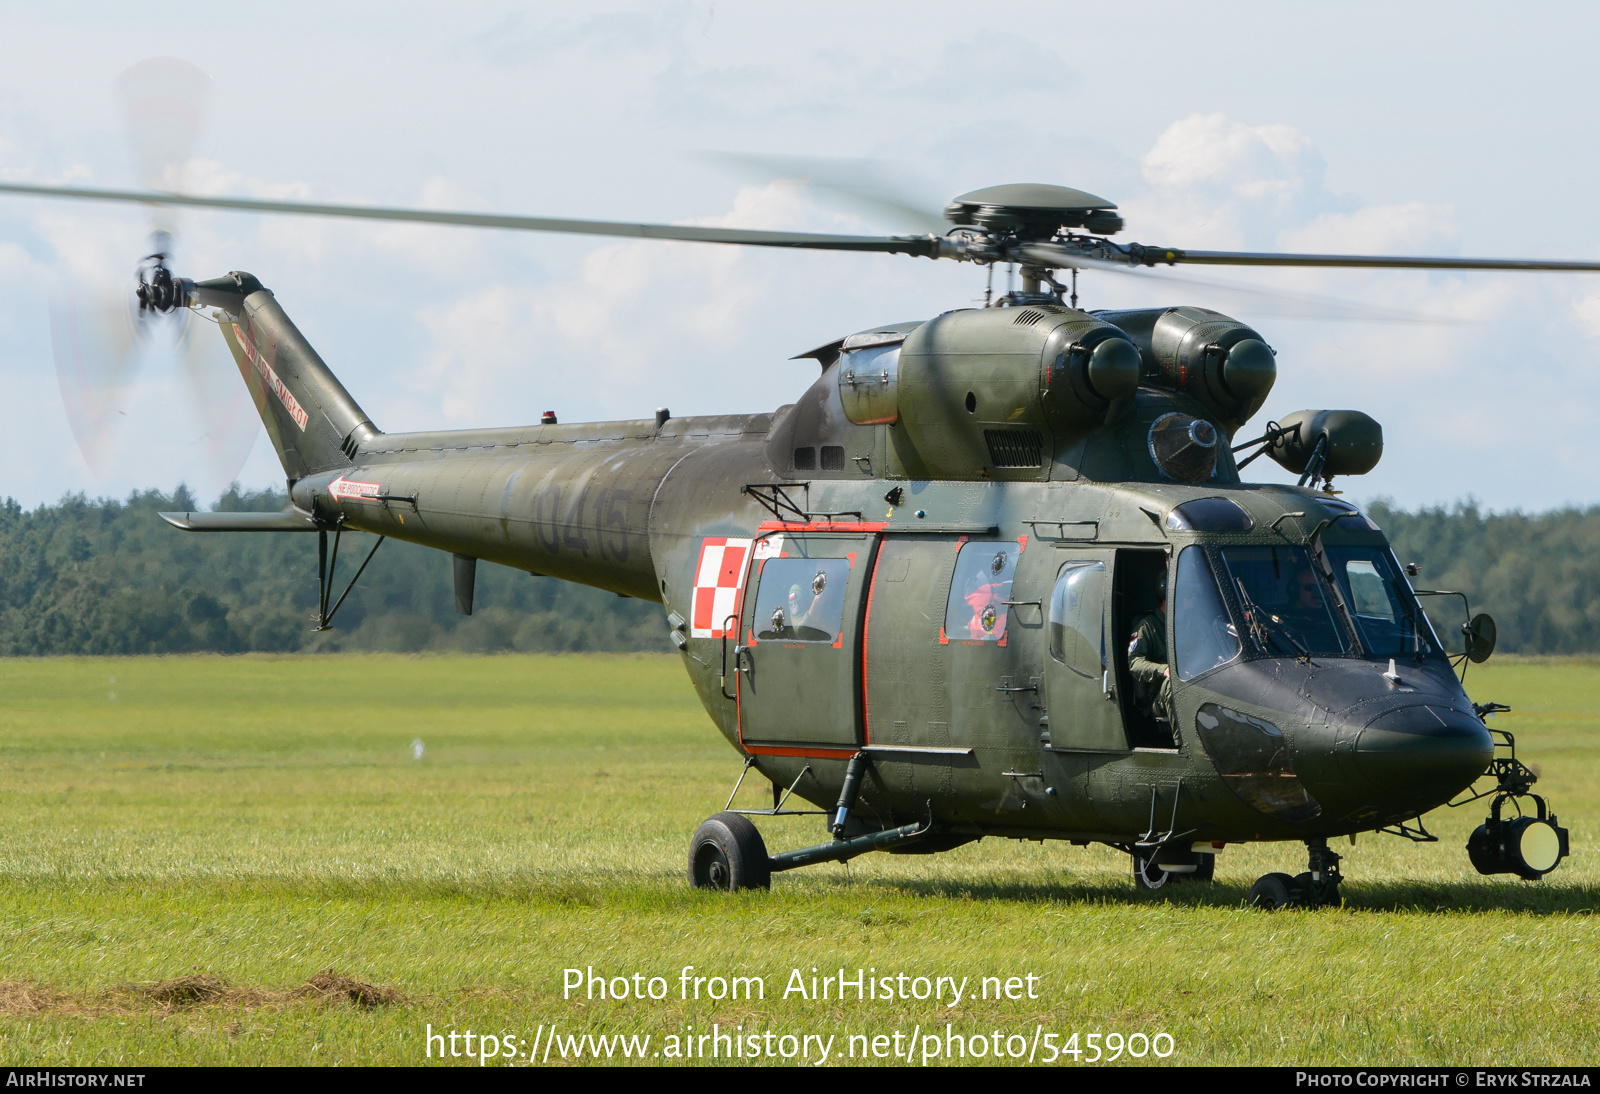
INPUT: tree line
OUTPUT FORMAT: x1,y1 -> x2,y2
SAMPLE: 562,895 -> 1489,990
0,487 -> 665,655
0,489 -> 1594,656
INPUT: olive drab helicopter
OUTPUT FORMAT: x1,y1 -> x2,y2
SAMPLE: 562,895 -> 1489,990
5,172 -> 1589,911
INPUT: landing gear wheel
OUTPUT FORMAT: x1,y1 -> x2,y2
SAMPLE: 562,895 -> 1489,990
1131,849 -> 1173,891
1248,872 -> 1302,910
688,811 -> 771,891
1293,871 -> 1343,910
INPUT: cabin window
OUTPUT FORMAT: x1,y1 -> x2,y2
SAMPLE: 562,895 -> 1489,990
1172,546 -> 1241,680
1218,546 -> 1350,658
750,557 -> 850,643
1049,561 -> 1106,677
945,541 -> 1019,642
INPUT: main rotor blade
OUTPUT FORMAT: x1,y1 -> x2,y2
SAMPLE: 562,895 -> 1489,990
1175,249 -> 1600,272
1079,263 -> 1457,325
1019,240 -> 1600,276
0,181 -> 939,256
698,151 -> 949,235
15,179 -> 1599,273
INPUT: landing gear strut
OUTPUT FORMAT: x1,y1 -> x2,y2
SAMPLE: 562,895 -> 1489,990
688,756 -> 932,891
1248,839 -> 1343,910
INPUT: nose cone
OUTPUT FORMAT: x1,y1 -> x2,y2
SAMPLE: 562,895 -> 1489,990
1355,704 -> 1493,810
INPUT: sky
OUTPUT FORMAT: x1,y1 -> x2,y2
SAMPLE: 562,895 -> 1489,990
3,1 -> 1600,512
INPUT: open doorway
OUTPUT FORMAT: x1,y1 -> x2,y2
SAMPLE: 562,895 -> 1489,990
1113,548 -> 1176,749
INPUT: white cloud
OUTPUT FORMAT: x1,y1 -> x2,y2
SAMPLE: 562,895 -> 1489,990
1277,202 -> 1456,255
1131,113 -> 1331,247
1573,288 -> 1600,341
1143,113 -> 1319,196
414,181 -> 820,425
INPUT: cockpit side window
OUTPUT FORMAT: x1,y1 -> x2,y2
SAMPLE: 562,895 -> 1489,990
1172,546 -> 1241,680
1322,546 -> 1441,659
944,541 -> 1019,642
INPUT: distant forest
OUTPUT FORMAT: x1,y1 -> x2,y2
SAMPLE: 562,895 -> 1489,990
0,487 -> 664,656
0,488 -> 1596,656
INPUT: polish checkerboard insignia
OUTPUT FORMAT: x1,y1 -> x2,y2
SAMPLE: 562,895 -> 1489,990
690,537 -> 754,639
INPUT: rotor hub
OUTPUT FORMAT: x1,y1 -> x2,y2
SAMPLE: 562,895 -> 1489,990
944,183 -> 1124,241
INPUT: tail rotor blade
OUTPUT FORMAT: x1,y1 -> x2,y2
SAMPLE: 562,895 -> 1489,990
178,312 -> 264,495
49,282 -> 139,474
115,57 -> 213,238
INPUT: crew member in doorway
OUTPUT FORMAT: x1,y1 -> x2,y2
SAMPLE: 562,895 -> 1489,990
1129,572 -> 1172,721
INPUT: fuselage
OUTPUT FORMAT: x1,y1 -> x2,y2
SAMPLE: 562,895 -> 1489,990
287,404 -> 1489,849
187,271 -> 1486,852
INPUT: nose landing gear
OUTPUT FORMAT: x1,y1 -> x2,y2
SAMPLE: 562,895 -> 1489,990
1248,839 -> 1343,909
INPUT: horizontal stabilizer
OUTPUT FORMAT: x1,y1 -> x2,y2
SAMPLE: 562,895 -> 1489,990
160,506 -> 319,532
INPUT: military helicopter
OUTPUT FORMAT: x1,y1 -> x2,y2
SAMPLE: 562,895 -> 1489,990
1,174 -> 1584,910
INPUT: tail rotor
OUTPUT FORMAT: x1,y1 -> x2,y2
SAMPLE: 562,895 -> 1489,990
46,58 -> 263,498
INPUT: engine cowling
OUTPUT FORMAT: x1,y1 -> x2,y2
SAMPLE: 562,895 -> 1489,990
1094,306 -> 1277,433
883,306 -> 1139,478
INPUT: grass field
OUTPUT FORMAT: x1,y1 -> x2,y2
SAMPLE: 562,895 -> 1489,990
0,652 -> 1594,1067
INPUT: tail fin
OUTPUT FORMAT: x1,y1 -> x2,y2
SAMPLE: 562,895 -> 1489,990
192,272 -> 378,479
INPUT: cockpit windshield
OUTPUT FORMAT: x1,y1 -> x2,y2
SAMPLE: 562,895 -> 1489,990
1218,546 -> 1351,658
1172,546 -> 1241,680
1321,546 -> 1441,659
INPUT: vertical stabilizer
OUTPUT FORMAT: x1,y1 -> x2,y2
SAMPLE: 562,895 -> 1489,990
193,271 -> 378,479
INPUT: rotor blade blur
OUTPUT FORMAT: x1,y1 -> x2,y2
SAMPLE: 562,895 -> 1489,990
1070,257 -> 1458,325
48,281 -> 139,474
178,311 -> 263,493
698,151 -> 948,235
115,57 -> 213,239
1175,250 -> 1600,272
0,182 -> 940,256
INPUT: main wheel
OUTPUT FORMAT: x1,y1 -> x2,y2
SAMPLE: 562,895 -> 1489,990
1248,871 -> 1302,910
688,812 -> 771,891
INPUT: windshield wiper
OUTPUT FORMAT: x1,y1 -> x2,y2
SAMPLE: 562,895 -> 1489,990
1234,577 -> 1314,664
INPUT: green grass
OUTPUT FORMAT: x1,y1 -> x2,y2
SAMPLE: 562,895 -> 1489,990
0,653 -> 1595,1066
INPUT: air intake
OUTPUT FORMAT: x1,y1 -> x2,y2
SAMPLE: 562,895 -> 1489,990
984,429 -> 1045,468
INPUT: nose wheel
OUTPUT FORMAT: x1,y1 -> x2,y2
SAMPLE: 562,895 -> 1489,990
1249,839 -> 1343,909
